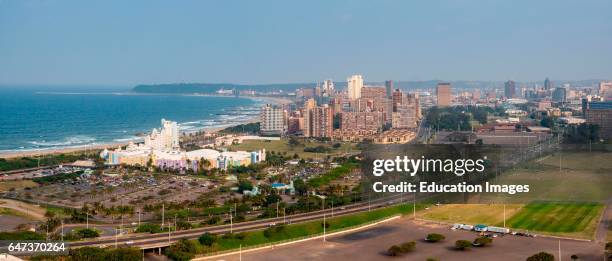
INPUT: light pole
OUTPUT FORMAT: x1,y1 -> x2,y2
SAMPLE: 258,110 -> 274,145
322,197 -> 326,242
60,219 -> 64,241
161,203 -> 165,227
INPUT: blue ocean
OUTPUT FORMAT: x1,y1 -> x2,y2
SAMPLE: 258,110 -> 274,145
0,86 -> 264,152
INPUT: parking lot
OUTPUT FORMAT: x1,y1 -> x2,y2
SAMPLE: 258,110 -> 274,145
209,217 -> 604,261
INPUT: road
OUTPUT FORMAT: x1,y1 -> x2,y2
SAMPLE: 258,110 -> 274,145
70,193 -> 408,249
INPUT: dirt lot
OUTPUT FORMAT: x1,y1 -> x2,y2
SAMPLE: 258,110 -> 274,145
208,217 -> 604,261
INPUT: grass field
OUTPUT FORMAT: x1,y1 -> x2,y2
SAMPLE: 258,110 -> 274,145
0,207 -> 39,220
211,203 -> 424,252
228,139 -> 358,159
166,203 -> 427,257
475,151 -> 612,203
506,201 -> 603,239
417,204 -> 524,226
0,180 -> 38,192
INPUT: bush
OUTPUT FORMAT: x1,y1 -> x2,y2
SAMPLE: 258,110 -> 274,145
198,232 -> 216,247
263,225 -> 285,238
165,239 -> 199,261
0,231 -> 45,240
425,233 -> 445,242
388,245 -> 402,256
387,241 -> 416,256
473,236 -> 492,247
206,216 -> 221,225
176,221 -> 192,230
135,223 -> 162,233
234,232 -> 247,240
455,240 -> 472,251
76,228 -> 100,238
399,241 -> 416,252
426,258 -> 439,261
526,252 -> 555,261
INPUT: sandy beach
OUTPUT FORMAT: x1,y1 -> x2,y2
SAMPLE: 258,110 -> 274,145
0,95 -> 292,159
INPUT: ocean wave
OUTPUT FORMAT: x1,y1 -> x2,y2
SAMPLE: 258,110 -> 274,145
28,136 -> 97,147
113,137 -> 143,143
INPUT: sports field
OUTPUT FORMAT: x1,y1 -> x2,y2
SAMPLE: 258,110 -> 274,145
506,201 -> 603,239
417,204 -> 523,226
476,151 -> 612,203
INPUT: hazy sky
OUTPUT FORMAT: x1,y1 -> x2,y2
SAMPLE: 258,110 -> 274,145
1,0 -> 611,85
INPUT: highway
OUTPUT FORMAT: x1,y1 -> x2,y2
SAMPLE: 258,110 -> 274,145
70,192 -> 410,249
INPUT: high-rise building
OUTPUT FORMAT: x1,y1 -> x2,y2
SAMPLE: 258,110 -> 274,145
260,104 -> 286,136
340,111 -> 384,132
361,86 -> 387,99
600,81 -> 612,100
392,103 -> 417,129
436,82 -> 452,107
322,79 -> 334,95
385,80 -> 394,98
552,87 -> 567,103
144,119 -> 179,150
544,77 -> 553,90
304,104 -> 333,138
504,80 -> 516,98
347,75 -> 364,100
585,101 -> 612,139
392,89 -> 404,111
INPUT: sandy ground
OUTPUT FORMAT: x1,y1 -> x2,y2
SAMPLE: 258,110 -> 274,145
0,215 -> 32,232
0,199 -> 46,220
207,217 -> 604,261
0,95 -> 292,159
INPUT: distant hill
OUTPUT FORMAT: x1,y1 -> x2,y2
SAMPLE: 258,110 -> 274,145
132,80 -> 604,94
132,83 -> 315,94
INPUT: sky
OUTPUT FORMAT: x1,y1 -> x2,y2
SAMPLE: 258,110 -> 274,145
0,0 -> 611,86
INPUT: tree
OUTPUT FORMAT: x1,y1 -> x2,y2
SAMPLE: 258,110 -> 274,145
455,240 -> 472,251
293,179 -> 308,196
526,252 -> 555,261
198,232 -> 216,246
425,233 -> 445,242
540,116 -> 555,128
265,194 -> 282,206
237,180 -> 253,193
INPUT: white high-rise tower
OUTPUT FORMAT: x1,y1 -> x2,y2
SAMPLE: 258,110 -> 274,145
347,75 -> 364,100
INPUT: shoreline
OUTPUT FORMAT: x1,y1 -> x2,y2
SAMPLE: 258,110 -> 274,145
0,95 -> 292,159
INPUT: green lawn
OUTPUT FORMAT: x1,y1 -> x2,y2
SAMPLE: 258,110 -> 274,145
307,162 -> 359,188
228,139 -> 358,159
506,201 -> 603,239
192,203 -> 426,255
418,204 -> 524,226
476,151 -> 612,204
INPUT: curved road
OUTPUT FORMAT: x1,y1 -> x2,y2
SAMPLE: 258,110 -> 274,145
70,193 -> 411,249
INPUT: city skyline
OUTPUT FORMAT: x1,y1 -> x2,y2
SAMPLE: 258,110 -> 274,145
1,0 -> 611,86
